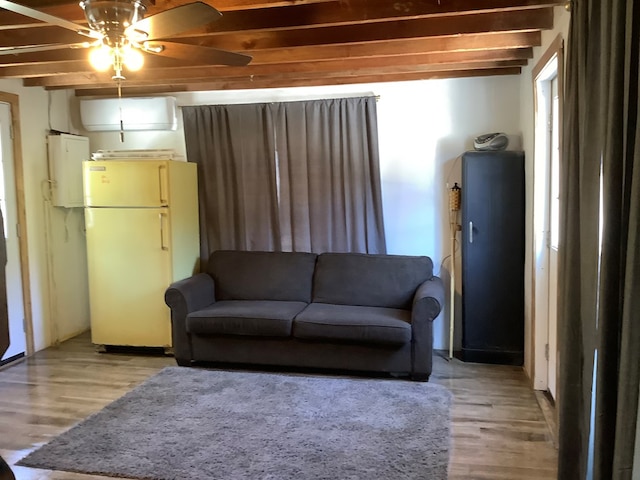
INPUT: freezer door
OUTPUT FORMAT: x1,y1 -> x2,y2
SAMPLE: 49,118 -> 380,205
83,160 -> 170,207
85,207 -> 173,347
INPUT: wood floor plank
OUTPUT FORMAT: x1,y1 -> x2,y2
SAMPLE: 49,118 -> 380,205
0,333 -> 558,478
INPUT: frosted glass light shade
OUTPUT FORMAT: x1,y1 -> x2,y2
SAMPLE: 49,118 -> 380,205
123,48 -> 144,71
89,47 -> 112,71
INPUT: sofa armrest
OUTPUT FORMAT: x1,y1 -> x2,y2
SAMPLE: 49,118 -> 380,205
164,273 -> 216,362
412,276 -> 445,322
410,276 -> 445,379
165,273 -> 216,313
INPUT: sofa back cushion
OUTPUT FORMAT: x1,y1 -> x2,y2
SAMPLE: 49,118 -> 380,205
207,250 -> 318,302
312,253 -> 433,310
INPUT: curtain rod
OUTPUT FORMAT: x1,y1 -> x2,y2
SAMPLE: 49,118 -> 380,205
177,94 -> 380,108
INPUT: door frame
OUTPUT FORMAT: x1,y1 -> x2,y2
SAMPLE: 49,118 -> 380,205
0,92 -> 34,356
530,35 -> 564,393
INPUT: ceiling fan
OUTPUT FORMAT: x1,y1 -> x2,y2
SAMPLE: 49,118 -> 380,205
0,0 -> 252,80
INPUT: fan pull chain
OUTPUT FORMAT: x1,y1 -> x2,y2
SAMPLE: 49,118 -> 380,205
117,79 -> 124,143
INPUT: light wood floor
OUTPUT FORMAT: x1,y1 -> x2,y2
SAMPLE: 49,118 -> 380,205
0,334 -> 558,479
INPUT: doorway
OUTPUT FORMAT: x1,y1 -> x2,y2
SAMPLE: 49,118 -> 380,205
0,94 -> 33,365
532,36 -> 564,400
546,75 -> 560,399
0,101 -> 26,363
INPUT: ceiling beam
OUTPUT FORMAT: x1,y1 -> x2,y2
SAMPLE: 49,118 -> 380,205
0,0 -> 564,30
0,26 -> 81,46
22,49 -> 531,85
247,31 -> 542,64
29,59 -> 527,89
74,67 -> 523,96
212,0 -> 564,33
0,31 -> 541,67
0,0 -> 338,27
0,8 -> 552,49
163,8 -> 553,51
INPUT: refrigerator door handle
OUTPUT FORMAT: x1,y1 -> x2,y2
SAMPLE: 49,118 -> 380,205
160,213 -> 169,251
469,221 -> 474,243
159,165 -> 169,205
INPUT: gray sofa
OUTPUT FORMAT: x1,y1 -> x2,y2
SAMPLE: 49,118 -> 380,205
165,250 -> 444,381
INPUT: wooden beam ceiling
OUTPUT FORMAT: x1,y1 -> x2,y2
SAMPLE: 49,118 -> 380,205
0,0 -> 565,95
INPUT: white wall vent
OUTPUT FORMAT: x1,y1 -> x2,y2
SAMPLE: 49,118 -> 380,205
80,96 -> 178,132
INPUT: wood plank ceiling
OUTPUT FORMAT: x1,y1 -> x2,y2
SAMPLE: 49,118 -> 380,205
0,0 -> 567,96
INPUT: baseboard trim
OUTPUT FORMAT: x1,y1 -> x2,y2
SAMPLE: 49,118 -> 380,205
56,327 -> 91,345
460,347 -> 524,366
534,390 -> 558,448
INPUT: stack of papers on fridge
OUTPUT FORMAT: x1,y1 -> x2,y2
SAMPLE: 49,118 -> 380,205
90,149 -> 185,161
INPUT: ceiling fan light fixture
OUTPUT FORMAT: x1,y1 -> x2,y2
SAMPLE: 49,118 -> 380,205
88,43 -> 144,75
80,0 -> 147,37
88,45 -> 112,71
122,46 -> 143,71
0,0 -> 251,86
141,42 -> 163,54
126,28 -> 148,43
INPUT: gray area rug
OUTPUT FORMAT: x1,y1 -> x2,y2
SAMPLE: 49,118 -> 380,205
18,367 -> 452,480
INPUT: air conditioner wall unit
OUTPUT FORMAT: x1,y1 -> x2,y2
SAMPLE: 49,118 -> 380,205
80,96 -> 178,132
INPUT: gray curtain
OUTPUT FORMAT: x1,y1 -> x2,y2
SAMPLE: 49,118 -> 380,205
182,104 -> 281,258
183,97 -> 386,258
558,1 -> 640,479
272,97 -> 386,253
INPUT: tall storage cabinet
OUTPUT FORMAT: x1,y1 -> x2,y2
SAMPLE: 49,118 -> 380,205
461,150 -> 525,365
83,160 -> 199,350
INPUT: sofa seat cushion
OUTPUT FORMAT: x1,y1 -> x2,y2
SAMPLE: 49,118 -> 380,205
293,303 -> 411,346
187,300 -> 308,337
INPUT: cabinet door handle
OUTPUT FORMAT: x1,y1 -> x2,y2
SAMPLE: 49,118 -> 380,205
469,221 -> 474,243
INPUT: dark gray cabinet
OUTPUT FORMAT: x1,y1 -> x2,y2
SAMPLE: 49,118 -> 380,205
461,150 -> 525,365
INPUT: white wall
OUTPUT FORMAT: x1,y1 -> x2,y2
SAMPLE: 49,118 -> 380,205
86,76 -> 522,350
0,80 -> 90,352
519,6 -> 571,381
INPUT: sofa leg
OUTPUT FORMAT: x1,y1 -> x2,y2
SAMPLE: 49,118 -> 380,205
175,358 -> 192,367
411,373 -> 430,382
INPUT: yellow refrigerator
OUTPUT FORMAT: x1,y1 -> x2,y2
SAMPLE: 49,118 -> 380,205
83,160 -> 199,350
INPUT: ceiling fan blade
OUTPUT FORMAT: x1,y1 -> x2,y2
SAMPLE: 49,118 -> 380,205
144,41 -> 251,67
129,2 -> 222,41
0,42 -> 90,56
0,0 -> 97,38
